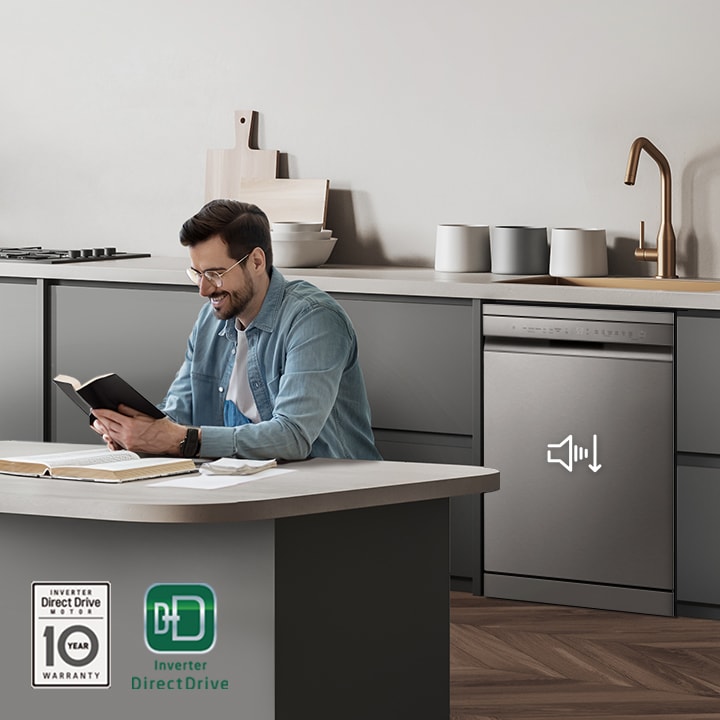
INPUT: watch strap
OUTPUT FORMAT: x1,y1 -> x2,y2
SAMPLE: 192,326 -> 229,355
179,426 -> 200,458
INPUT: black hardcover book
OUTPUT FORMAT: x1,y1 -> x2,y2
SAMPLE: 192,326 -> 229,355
53,373 -> 165,419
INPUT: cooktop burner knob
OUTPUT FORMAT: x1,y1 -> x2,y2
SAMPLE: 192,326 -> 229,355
68,250 -> 81,258
92,248 -> 106,257
104,247 -> 116,256
81,248 -> 93,257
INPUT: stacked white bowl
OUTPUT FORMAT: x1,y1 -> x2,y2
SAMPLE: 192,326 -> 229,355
270,222 -> 337,267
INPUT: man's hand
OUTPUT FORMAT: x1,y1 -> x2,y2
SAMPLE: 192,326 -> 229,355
91,405 -> 187,456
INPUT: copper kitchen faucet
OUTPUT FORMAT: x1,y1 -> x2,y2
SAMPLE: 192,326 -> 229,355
624,136 -> 677,279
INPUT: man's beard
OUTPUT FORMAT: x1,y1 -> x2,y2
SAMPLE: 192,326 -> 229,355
208,281 -> 253,320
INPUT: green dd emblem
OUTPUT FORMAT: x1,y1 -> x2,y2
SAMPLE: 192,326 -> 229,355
144,584 -> 216,653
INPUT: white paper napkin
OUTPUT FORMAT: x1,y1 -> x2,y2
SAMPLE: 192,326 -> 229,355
198,457 -> 278,476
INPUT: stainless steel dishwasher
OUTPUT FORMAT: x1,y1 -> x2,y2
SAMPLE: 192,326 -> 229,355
482,304 -> 674,616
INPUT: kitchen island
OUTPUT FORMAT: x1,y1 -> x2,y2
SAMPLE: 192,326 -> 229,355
0,441 -> 499,720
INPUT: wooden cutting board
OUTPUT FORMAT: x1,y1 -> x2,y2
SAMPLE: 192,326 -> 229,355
227,178 -> 329,225
205,110 -> 279,199
205,110 -> 329,225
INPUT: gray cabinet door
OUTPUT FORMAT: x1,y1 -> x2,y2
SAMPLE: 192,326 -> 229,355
50,284 -> 205,443
333,295 -> 480,589
334,295 -> 475,436
0,280 -> 41,440
677,313 -> 720,454
374,429 -> 478,582
677,462 -> 720,605
676,312 -> 720,614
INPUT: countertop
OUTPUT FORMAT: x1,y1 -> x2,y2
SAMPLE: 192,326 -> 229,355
0,441 -> 500,524
2,256 -> 720,311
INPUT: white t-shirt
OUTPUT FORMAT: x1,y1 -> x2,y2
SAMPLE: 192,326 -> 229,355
226,319 -> 261,424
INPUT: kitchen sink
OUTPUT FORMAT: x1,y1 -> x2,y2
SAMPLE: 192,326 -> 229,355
499,276 -> 720,292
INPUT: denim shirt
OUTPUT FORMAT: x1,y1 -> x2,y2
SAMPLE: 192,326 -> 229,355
159,269 -> 382,461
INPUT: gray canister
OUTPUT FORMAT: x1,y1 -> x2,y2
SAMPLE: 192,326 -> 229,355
491,226 -> 549,274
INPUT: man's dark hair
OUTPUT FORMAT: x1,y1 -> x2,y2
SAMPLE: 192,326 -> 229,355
180,199 -> 273,270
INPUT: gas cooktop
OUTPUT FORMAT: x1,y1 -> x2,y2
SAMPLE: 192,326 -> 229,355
0,247 -> 151,263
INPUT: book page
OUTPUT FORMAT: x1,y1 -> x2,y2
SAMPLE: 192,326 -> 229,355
51,457 -> 197,482
53,374 -> 82,390
1,448 -> 139,468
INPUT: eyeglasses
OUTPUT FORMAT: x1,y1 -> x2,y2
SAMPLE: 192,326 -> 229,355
185,253 -> 249,288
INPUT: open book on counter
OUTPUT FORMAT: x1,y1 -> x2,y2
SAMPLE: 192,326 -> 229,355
0,448 -> 197,483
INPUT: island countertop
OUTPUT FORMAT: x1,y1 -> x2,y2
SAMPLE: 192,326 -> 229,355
2,256 -> 720,311
0,441 -> 500,524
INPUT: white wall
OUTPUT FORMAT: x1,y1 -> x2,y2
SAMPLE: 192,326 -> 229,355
2,0 -> 720,275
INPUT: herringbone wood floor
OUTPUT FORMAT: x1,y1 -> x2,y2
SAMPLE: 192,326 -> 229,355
450,592 -> 720,719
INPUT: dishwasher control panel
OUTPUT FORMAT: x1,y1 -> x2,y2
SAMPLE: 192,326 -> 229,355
483,304 -> 674,347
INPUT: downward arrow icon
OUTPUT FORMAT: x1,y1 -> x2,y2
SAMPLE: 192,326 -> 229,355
588,434 -> 602,472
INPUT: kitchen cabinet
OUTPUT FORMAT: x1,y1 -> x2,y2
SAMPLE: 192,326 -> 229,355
333,294 -> 483,590
50,282 -> 205,443
374,429 -> 480,586
676,311 -> 720,618
676,461 -> 720,612
42,281 -> 487,590
333,295 -> 476,436
676,313 -> 720,454
0,279 -> 42,440
11,257 -> 720,611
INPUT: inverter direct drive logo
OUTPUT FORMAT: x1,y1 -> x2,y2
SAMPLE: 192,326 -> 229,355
144,584 -> 216,653
32,582 -> 110,688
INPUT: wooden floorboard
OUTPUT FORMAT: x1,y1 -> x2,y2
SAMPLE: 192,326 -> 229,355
450,592 -> 720,719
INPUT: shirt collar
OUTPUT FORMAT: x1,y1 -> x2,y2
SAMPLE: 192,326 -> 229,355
249,267 -> 285,332
217,267 -> 286,338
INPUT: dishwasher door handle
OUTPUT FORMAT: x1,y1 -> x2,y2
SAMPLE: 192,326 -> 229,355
483,337 -> 673,362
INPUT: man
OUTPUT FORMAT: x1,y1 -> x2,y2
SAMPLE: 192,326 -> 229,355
92,199 -> 381,461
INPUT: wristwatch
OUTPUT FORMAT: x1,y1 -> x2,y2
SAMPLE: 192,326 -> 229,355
179,427 -> 201,458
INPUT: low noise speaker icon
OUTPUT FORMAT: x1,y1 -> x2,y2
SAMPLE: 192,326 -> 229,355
547,434 -> 602,473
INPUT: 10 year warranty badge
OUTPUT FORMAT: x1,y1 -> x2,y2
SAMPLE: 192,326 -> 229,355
32,582 -> 110,688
